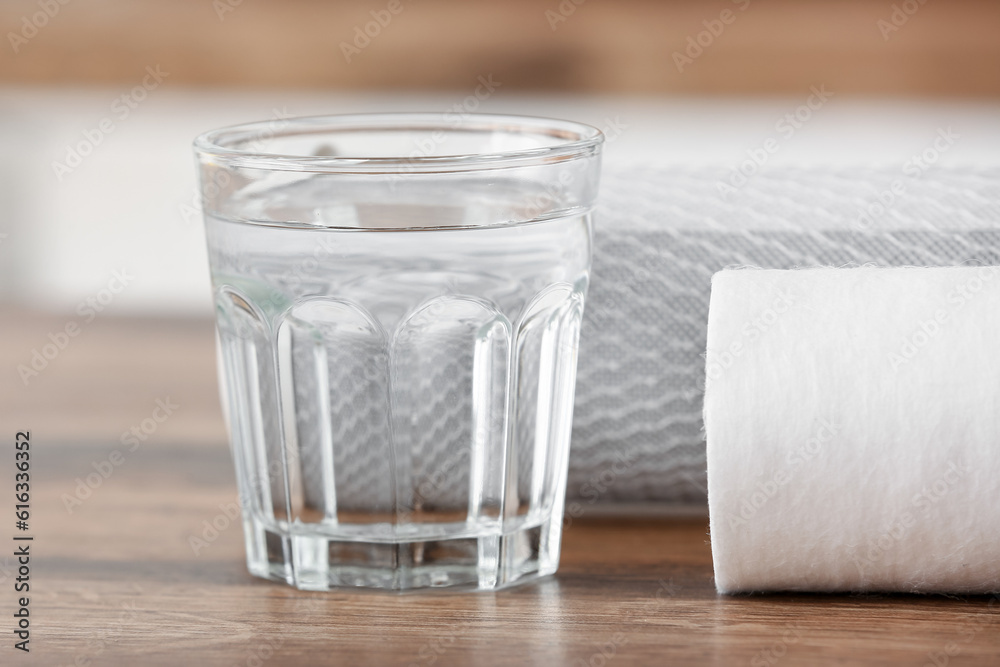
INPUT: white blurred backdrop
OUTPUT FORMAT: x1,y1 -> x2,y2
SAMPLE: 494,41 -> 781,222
2,89 -> 1000,317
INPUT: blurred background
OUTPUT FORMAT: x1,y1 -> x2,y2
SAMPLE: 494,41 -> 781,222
2,0 -> 999,498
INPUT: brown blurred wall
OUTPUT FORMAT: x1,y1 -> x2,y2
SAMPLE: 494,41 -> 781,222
2,0 -> 999,96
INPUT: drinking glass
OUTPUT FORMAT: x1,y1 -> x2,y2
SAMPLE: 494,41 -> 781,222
194,113 -> 603,590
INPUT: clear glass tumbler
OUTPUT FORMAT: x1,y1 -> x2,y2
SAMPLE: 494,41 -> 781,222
194,113 -> 603,590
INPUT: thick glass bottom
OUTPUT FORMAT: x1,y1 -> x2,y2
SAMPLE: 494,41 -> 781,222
241,513 -> 564,591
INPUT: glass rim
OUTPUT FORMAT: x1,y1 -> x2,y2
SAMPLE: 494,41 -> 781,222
193,112 -> 604,174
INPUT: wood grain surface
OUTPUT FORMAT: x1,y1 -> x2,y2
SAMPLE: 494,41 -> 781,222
1,310 -> 999,665
1,0 -> 999,97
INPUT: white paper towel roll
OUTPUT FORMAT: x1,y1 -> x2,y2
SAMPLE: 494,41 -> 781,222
704,266 -> 1000,594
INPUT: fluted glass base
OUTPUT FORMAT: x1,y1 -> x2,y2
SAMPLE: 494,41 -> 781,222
242,513 -> 564,591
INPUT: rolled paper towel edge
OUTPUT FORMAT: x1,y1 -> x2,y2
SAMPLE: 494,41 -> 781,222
704,266 -> 1000,595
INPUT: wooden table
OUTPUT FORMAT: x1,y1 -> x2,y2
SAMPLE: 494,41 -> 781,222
2,0 -> 999,97
4,311 -> 1000,665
